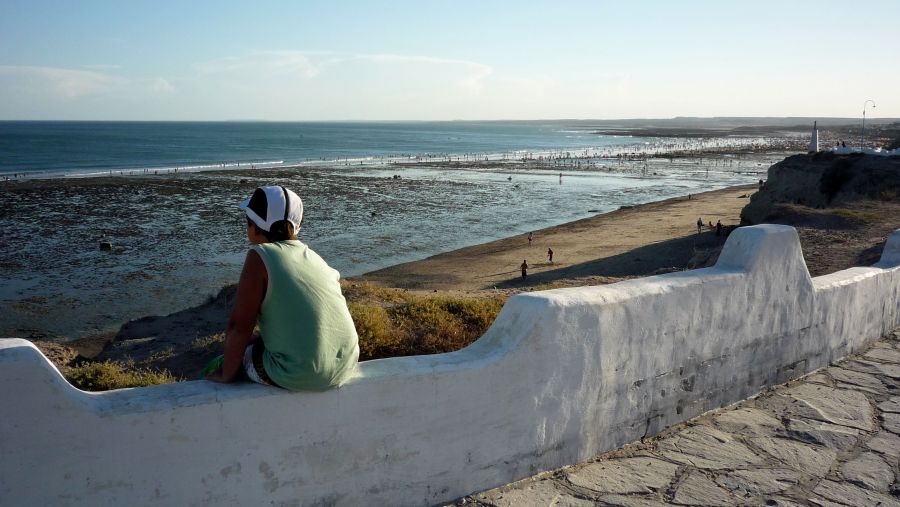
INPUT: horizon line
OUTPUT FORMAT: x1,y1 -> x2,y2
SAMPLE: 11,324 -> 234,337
1,116 -> 898,123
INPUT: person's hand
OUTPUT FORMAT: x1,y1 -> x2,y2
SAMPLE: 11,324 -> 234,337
205,367 -> 233,383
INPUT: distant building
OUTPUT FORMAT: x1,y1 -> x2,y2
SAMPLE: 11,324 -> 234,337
809,121 -> 818,153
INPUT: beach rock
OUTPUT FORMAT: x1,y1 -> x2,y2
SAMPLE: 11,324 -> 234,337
865,431 -> 900,466
751,437 -> 837,477
671,471 -> 735,506
804,373 -> 831,386
881,412 -> 900,435
841,452 -> 894,492
826,366 -> 892,395
877,397 -> 900,414
842,359 -> 900,380
760,498 -> 806,507
472,480 -> 592,507
713,407 -> 782,437
595,494 -> 668,507
564,457 -> 678,494
784,417 -> 860,451
714,468 -> 801,497
864,347 -> 900,364
657,425 -> 763,470
778,383 -> 874,431
812,479 -> 900,507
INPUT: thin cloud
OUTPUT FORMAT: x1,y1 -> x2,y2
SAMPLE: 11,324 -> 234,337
82,64 -> 123,71
0,65 -> 127,97
353,53 -> 493,94
196,50 -> 493,94
151,77 -> 175,93
195,51 -> 320,78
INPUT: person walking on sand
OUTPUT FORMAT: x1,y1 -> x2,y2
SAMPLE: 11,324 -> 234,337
528,231 -> 533,246
203,186 -> 359,391
716,219 -> 722,237
547,247 -> 554,263
696,217 -> 703,234
521,260 -> 528,279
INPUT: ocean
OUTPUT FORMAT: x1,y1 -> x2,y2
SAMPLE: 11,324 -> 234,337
0,121 -> 793,339
1,120 -> 664,178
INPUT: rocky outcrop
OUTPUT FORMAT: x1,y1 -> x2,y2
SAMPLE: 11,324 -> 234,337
742,153 -> 900,225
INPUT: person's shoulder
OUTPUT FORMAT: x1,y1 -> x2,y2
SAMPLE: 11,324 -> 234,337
242,248 -> 266,277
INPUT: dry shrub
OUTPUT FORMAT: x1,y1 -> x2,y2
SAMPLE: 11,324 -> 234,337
346,289 -> 507,361
831,208 -> 881,224
191,332 -> 225,349
340,280 -> 408,304
348,302 -> 401,359
65,360 -> 177,391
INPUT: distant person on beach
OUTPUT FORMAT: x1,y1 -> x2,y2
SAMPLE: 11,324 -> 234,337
521,260 -> 528,279
547,248 -> 554,263
716,220 -> 722,236
204,186 -> 359,391
528,232 -> 533,245
696,217 -> 703,234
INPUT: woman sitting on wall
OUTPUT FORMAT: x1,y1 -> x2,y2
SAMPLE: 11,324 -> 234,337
203,186 -> 359,390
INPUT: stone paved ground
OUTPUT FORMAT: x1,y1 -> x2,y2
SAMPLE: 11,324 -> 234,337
450,330 -> 900,507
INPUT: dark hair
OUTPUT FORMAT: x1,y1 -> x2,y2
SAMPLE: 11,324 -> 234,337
247,218 -> 298,242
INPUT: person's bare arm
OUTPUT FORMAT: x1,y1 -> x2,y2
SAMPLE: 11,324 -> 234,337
206,250 -> 267,383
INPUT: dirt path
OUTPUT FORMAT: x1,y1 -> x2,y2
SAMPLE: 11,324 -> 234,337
357,185 -> 756,291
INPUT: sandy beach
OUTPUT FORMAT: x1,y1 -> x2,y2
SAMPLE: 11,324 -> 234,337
357,185 -> 755,292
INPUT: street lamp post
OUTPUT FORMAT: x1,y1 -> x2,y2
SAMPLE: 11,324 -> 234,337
860,99 -> 876,149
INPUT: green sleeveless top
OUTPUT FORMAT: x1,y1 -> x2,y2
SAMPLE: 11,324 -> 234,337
251,241 -> 359,391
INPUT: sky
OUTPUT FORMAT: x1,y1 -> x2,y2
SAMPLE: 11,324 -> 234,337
0,0 -> 897,121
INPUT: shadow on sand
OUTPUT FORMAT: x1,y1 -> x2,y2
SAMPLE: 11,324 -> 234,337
491,231 -> 727,290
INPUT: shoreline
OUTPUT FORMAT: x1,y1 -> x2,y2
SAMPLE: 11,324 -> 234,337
51,154 -> 900,381
61,184 -> 757,361
2,145 -> 792,342
1,138 -> 799,185
355,184 -> 757,292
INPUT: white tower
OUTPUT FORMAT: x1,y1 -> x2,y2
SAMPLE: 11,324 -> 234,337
809,121 -> 818,153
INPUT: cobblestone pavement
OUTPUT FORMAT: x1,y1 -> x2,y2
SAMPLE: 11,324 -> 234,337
451,330 -> 900,506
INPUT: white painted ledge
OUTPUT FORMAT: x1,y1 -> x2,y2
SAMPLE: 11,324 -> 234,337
2,224 -> 899,506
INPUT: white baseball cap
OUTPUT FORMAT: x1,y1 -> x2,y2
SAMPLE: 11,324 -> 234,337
239,186 -> 304,232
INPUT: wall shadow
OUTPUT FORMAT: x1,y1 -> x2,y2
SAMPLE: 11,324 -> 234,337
491,232 -> 727,290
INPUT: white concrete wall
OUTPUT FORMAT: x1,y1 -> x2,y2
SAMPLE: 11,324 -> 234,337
1,224 -> 899,507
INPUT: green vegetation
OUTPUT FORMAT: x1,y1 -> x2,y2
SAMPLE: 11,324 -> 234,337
65,360 -> 177,391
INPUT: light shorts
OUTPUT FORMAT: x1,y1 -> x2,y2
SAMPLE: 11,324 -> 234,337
242,340 -> 277,387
